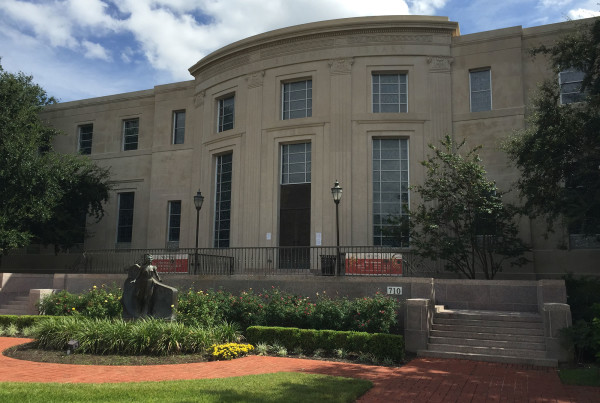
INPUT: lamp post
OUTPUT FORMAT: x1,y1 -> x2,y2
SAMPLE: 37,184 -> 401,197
331,180 -> 343,276
193,190 -> 204,274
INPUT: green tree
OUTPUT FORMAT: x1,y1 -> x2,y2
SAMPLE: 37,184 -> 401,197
504,18 -> 600,236
405,135 -> 529,279
0,62 -> 111,254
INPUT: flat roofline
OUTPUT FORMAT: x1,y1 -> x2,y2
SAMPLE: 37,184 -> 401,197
43,80 -> 194,111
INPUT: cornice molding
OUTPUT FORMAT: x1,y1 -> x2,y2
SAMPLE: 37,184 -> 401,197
329,58 -> 354,75
190,19 -> 458,82
427,56 -> 454,72
246,70 -> 265,88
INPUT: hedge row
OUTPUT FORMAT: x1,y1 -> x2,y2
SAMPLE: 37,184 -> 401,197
245,325 -> 404,362
0,315 -> 50,330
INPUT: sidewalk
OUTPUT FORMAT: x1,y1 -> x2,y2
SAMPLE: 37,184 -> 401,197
1,337 -> 597,402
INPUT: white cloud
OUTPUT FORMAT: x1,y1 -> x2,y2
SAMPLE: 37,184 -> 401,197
568,8 -> 600,19
66,0 -> 121,31
121,47 -> 135,64
112,0 -> 436,80
409,0 -> 448,15
0,0 -> 78,48
1,0 -> 451,99
539,0 -> 573,6
82,40 -> 111,61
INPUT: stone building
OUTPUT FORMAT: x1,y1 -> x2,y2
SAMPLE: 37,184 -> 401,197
40,15 -> 599,278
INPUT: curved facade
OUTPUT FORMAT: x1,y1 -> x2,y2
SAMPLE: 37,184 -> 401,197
42,16 -> 599,276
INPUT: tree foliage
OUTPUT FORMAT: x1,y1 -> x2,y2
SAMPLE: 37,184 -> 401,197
0,62 -> 111,254
405,135 -> 529,279
504,18 -> 600,235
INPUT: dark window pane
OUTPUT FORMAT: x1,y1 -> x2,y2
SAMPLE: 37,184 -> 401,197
117,192 -> 135,243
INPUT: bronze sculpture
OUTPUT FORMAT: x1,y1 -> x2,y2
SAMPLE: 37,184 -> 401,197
122,254 -> 178,320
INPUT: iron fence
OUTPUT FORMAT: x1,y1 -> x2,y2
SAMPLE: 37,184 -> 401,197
0,246 -> 439,277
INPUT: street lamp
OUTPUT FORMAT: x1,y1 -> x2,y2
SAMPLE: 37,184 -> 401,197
331,180 -> 342,276
193,190 -> 204,274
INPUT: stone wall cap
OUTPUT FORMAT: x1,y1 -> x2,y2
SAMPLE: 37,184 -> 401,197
537,279 -> 566,286
406,298 -> 430,304
434,278 -> 538,286
543,303 -> 571,311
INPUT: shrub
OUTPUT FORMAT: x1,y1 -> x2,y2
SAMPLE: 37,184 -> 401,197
0,315 -> 50,330
182,287 -> 400,334
246,325 -> 404,362
30,316 -> 242,356
211,343 -> 254,360
565,275 -> 600,322
176,289 -> 222,327
562,311 -> 600,363
255,342 -> 268,356
36,286 -> 401,335
563,275 -> 600,362
37,285 -> 122,318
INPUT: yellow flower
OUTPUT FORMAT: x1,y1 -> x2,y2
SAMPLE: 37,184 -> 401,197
71,307 -> 76,311
93,285 -> 97,289
104,300 -> 108,303
170,304 -> 175,308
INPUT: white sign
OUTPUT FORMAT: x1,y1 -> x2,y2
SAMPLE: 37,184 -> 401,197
266,232 -> 271,240
316,232 -> 322,246
387,286 -> 402,295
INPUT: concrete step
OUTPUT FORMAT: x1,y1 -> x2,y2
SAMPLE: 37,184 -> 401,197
0,307 -> 30,315
428,336 -> 546,351
3,300 -> 29,307
0,295 -> 31,315
427,343 -> 547,359
417,349 -> 558,367
435,309 -> 542,323
429,329 -> 545,344
434,317 -> 543,329
431,323 -> 544,336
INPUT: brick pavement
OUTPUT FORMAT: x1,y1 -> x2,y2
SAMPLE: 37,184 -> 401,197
1,337 -> 597,402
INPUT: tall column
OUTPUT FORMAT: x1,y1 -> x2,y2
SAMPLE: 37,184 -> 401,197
328,58 -> 353,246
426,56 -> 453,143
242,71 -> 265,246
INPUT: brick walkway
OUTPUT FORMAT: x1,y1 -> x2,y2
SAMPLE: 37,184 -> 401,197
1,337 -> 597,402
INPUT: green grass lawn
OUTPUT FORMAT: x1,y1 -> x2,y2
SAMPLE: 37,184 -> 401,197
0,372 -> 372,403
559,367 -> 600,387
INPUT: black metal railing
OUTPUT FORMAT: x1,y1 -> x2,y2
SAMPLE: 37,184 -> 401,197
0,246 -> 440,277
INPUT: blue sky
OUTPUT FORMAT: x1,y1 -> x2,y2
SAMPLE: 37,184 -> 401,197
1,0 -> 598,102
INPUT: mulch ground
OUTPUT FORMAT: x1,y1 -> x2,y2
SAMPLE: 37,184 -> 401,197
1,337 -> 598,402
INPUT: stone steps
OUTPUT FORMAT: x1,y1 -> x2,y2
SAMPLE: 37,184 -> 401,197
418,308 -> 557,367
431,323 -> 545,336
429,329 -> 545,344
418,350 -> 558,367
428,336 -> 546,351
0,296 -> 30,315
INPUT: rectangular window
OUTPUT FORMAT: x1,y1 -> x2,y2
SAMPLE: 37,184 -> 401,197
214,153 -> 233,247
117,192 -> 135,244
470,69 -> 492,112
217,95 -> 234,132
281,142 -> 311,184
372,73 -> 408,113
373,139 -> 409,247
78,124 -> 93,155
282,80 -> 312,119
123,118 -> 139,151
559,68 -> 586,104
167,201 -> 181,243
172,111 -> 185,144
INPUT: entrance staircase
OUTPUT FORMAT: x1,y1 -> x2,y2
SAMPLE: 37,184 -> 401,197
0,295 -> 31,315
417,307 -> 557,367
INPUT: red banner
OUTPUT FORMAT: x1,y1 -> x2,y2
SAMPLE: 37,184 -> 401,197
153,254 -> 189,273
345,253 -> 402,275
